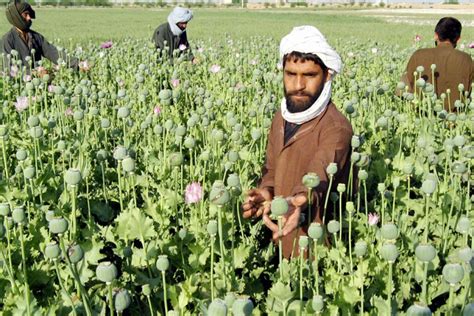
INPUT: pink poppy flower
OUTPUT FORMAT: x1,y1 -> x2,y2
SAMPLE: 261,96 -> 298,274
210,64 -> 221,73
153,106 -> 161,116
10,66 -> 18,77
414,34 -> 422,42
100,41 -> 113,49
14,96 -> 29,112
185,182 -> 203,204
368,213 -> 379,226
250,59 -> 257,65
179,44 -> 187,51
48,85 -> 55,93
23,75 -> 31,82
469,42 -> 474,49
171,79 -> 180,88
65,107 -> 73,116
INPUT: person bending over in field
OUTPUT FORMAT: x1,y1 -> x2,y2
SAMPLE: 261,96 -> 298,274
152,7 -> 193,61
1,1 -> 81,74
400,17 -> 473,112
242,26 -> 353,259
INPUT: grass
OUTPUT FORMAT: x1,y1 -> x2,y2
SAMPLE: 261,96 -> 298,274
1,7 -> 472,47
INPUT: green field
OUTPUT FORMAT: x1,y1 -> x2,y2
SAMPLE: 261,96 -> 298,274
0,7 -> 472,46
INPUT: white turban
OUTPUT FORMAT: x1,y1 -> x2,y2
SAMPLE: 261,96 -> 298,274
168,7 -> 193,36
279,25 -> 342,74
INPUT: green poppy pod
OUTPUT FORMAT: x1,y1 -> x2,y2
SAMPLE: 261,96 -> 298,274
158,89 -> 172,100
57,140 -> 66,151
212,129 -> 224,142
232,298 -> 253,316
44,242 -> 61,260
326,163 -> 338,175
302,172 -> 320,188
65,168 -> 82,186
0,125 -> 7,137
178,228 -> 187,240
207,220 -> 218,236
12,206 -> 26,224
0,203 -> 11,217
376,117 -> 388,128
114,106 -> 130,120
0,222 -> 5,238
346,202 -> 355,213
29,126 -> 43,138
96,149 -> 107,162
183,136 -> 195,149
451,161 -> 467,174
49,217 -> 69,234
354,240 -> 367,258
312,295 -> 324,313
113,146 -> 128,161
175,125 -> 186,137
169,152 -> 183,167
96,261 -> 118,283
442,263 -> 464,285
15,149 -> 27,161
327,220 -> 340,234
114,289 -> 131,312
156,255 -> 169,272
351,152 -> 361,163
200,151 -> 210,162
228,151 -> 239,163
210,181 -> 230,205
358,169 -> 368,181
308,223 -> 324,240
381,223 -> 398,240
453,135 -> 465,147
208,299 -> 227,316
250,128 -> 261,141
142,284 -> 152,296
47,118 -> 56,129
271,196 -> 288,217
101,118 -> 111,129
456,217 -> 471,234
402,162 -> 413,175
226,174 -> 241,188
336,183 -> 346,193
89,107 -> 99,116
45,210 -> 55,222
73,110 -> 84,121
396,82 -> 406,90
74,85 -> 82,95
351,135 -> 361,148
299,236 -> 309,249
67,244 -> 84,263
23,165 -> 35,179
164,119 -> 174,131
415,243 -> 436,262
380,243 -> 399,263
406,303 -> 432,316
224,292 -> 236,308
154,125 -> 163,135
25,82 -> 34,91
27,115 -> 40,128
463,303 -> 474,316
421,179 -> 436,195
121,157 -> 135,173
458,247 -> 473,262
416,78 -> 426,88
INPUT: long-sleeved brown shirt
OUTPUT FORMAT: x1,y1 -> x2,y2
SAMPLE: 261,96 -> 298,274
152,22 -> 193,60
259,103 -> 353,258
403,42 -> 473,111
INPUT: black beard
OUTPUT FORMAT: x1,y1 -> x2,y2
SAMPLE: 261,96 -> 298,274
284,88 -> 322,113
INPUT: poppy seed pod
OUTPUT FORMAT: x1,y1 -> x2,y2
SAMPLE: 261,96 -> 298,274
96,149 -> 107,162
463,303 -> 474,316
73,110 -> 84,121
156,255 -> 169,272
351,135 -> 361,148
226,173 -> 241,188
232,298 -> 253,316
326,163 -> 338,175
142,284 -> 152,296
308,222 -> 324,240
158,89 -> 172,100
354,240 -> 368,258
27,115 -> 40,128
210,181 -> 230,205
0,203 -> 11,217
183,136 -> 195,149
346,202 -> 355,213
402,162 -> 413,175
380,243 -> 399,263
101,118 -> 111,129
456,217 -> 471,234
208,299 -> 227,316
225,292 -> 237,309
302,172 -> 320,188
312,295 -> 324,313
327,220 -> 340,234
57,140 -> 66,151
358,169 -> 368,181
421,179 -> 436,195
49,217 -> 69,234
96,261 -> 118,283
458,247 -> 473,262
117,107 -> 130,119
207,220 -> 218,236
381,223 -> 398,240
169,152 -> 183,167
64,167 -> 82,186
114,289 -> 131,312
453,135 -> 465,147
299,236 -> 309,249
68,244 -> 84,263
250,128 -> 261,141
336,183 -> 346,193
122,157 -> 135,173
451,161 -> 467,174
415,243 -> 436,262
406,303 -> 432,316
271,196 -> 288,217
113,146 -> 128,161
175,125 -> 187,137
16,149 -> 27,161
178,228 -> 187,240
442,263 -> 464,285
0,125 -> 7,137
44,241 -> 61,260
29,126 -> 43,138
12,206 -> 25,224
351,152 -> 361,163
45,210 -> 55,222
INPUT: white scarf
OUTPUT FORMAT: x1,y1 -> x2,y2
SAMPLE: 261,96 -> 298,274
281,79 -> 332,125
167,7 -> 193,36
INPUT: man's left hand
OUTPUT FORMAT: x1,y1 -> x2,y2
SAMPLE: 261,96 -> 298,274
262,194 -> 307,240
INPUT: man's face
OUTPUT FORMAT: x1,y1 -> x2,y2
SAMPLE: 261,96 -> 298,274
283,58 -> 328,113
177,22 -> 188,31
21,11 -> 32,28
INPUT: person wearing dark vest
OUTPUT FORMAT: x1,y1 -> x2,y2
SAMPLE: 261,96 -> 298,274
401,17 -> 473,112
152,7 -> 193,60
1,1 -> 80,74
241,26 -> 353,259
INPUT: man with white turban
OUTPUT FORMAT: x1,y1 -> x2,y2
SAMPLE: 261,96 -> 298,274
242,26 -> 353,258
152,7 -> 193,60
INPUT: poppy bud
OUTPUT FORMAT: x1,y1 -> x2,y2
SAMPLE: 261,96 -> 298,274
96,261 -> 118,283
207,220 -> 218,236
142,284 -> 152,296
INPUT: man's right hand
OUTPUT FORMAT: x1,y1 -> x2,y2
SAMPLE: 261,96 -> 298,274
242,188 -> 273,219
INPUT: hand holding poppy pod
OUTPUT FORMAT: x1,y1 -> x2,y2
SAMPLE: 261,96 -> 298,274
262,194 -> 308,241
241,188 -> 273,219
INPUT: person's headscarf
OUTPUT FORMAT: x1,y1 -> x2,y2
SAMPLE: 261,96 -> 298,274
167,7 -> 193,37
5,0 -> 35,31
279,25 -> 343,125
